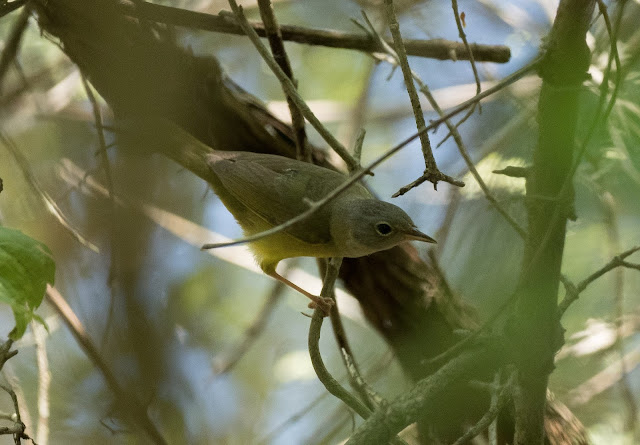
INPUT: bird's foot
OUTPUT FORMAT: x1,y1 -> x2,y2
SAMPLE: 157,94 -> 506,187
308,296 -> 334,316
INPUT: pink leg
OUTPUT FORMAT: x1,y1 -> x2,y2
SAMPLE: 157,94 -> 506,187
265,270 -> 334,315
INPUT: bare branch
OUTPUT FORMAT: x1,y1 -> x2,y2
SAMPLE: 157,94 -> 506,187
356,10 -> 526,236
383,0 -> 462,191
0,340 -> 17,371
558,246 -> 640,316
308,258 -> 371,419
340,347 -> 387,410
32,322 -> 50,445
451,0 -> 482,108
0,383 -> 30,443
451,372 -> 515,445
256,0 -> 309,162
345,347 -> 499,445
118,1 -> 511,63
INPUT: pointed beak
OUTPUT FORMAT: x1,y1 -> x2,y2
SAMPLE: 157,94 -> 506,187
403,227 -> 437,244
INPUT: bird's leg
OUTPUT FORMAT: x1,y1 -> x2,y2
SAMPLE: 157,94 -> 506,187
265,270 -> 334,315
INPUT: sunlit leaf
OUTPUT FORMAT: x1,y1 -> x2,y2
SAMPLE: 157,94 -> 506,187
0,227 -> 55,340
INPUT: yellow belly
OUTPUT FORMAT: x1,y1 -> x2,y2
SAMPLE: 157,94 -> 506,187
243,216 -> 339,272
251,230 -> 340,271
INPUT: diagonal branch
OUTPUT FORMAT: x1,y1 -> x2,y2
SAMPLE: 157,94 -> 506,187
345,346 -> 500,444
256,0 -> 310,162
0,131 -> 100,253
226,0 -> 358,170
44,285 -> 167,445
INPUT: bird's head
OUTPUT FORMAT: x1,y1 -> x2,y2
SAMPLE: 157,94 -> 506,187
330,199 -> 435,258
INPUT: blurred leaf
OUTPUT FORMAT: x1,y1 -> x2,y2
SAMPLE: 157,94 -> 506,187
0,227 -> 55,339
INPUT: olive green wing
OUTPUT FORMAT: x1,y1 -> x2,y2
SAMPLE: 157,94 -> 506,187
207,152 -> 369,245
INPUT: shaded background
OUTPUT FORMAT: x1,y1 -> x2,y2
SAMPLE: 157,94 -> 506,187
1,0 -> 639,443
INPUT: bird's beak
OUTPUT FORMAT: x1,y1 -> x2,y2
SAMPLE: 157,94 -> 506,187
403,227 -> 437,244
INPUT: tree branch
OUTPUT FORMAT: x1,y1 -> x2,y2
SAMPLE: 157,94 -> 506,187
118,0 -> 511,63
226,0 -> 358,170
309,258 -> 408,445
511,1 -> 596,443
256,0 -> 309,162
558,246 -> 640,316
345,347 -> 499,444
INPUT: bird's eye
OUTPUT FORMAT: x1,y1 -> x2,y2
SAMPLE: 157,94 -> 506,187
375,222 -> 393,236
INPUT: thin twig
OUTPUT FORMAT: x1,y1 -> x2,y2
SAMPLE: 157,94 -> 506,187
451,372 -> 514,445
358,9 -> 525,236
326,286 -> 379,410
0,340 -> 17,371
0,131 -> 100,253
340,348 -> 387,410
558,246 -> 640,316
451,0 -> 482,110
488,371 -> 501,445
256,0 -> 309,162
596,0 -> 623,124
226,0 -> 358,171
0,383 -> 30,443
308,258 -> 407,445
383,0 -> 462,190
415,77 -> 525,237
352,129 -> 366,167
32,322 -> 50,445
201,58 -> 539,250
44,285 -> 167,445
600,190 -> 638,431
308,258 -> 371,421
81,75 -> 119,346
118,1 -> 511,63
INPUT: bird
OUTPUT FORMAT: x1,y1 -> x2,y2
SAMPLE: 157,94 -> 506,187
204,150 -> 436,313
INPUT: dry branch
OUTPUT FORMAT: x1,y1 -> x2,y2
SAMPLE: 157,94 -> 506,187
118,0 -> 511,63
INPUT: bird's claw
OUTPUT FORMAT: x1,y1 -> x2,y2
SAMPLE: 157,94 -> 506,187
308,297 -> 334,316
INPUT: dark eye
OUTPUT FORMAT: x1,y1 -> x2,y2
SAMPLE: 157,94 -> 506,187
375,222 -> 393,236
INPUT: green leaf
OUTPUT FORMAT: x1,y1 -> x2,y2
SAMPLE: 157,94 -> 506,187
0,227 -> 55,340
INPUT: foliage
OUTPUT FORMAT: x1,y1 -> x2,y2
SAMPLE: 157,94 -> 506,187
0,227 -> 54,339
